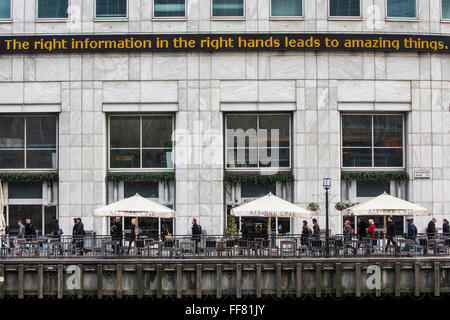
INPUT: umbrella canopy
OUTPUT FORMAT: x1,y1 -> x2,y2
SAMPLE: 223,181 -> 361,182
94,193 -> 177,218
343,192 -> 430,216
0,181 -> 4,236
230,193 -> 311,218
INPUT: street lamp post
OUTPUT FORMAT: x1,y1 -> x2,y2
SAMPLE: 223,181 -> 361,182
323,178 -> 331,258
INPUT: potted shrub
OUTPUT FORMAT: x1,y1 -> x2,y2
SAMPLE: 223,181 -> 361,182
308,202 -> 320,211
335,202 -> 348,211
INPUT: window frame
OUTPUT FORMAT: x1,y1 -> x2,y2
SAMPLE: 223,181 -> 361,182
107,114 -> 175,172
94,0 -> 129,21
152,0 -> 187,20
385,0 -> 418,21
35,0 -> 70,22
224,113 -> 292,172
269,0 -> 304,20
211,0 -> 246,20
442,0 -> 450,21
340,113 -> 406,170
328,0 -> 362,20
0,0 -> 12,22
0,114 -> 58,171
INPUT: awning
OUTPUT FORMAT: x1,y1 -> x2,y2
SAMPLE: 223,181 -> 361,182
343,192 -> 431,216
230,193 -> 311,218
93,193 -> 177,218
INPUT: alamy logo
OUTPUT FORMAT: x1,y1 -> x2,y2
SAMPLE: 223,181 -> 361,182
66,265 -> 81,290
366,265 -> 381,290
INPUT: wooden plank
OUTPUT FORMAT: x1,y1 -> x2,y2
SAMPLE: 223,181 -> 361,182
434,262 -> 440,297
355,263 -> 361,298
156,264 -> 162,299
38,264 -> 44,299
176,264 -> 182,299
57,264 -> 63,299
116,264 -> 122,299
395,262 -> 401,297
18,264 -> 24,299
335,263 -> 342,298
296,263 -> 302,298
414,262 -> 420,297
0,264 -> 4,299
256,264 -> 262,298
216,264 -> 222,299
196,264 -> 202,299
315,263 -> 321,298
97,264 -> 103,299
276,263 -> 282,298
236,264 -> 241,298
137,264 -> 144,299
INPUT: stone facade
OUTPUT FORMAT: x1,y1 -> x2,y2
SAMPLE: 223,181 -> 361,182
0,0 -> 449,235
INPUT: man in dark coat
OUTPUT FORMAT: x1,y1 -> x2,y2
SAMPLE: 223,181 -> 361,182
386,216 -> 398,251
357,217 -> 367,240
73,218 -> 85,255
24,218 -> 37,241
110,217 -> 123,255
426,218 -> 437,239
443,219 -> 449,235
312,218 -> 320,238
191,218 -> 201,253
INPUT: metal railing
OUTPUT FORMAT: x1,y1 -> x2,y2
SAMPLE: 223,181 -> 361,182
1,233 -> 449,259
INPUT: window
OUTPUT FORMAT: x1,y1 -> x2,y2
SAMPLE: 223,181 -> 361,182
109,115 -> 173,169
124,182 -> 159,198
241,182 -> 276,198
226,114 -> 290,169
154,0 -> 186,18
212,0 -> 244,17
271,0 -> 302,17
0,0 -> 10,19
356,181 -> 390,197
443,0 -> 450,19
329,0 -> 360,17
387,0 -> 416,18
342,114 -> 404,168
37,0 -> 69,19
96,0 -> 127,18
0,116 -> 57,169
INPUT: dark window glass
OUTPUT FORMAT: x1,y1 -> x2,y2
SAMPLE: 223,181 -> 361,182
124,182 -> 159,198
356,181 -> 390,197
329,0 -> 360,16
0,117 -> 24,148
38,0 -> 68,18
26,117 -> 57,148
44,206 -> 56,235
212,0 -> 244,16
271,0 -> 302,16
277,217 -> 291,234
241,182 -> 276,198
154,0 -> 185,17
0,150 -> 24,168
9,183 -> 43,199
0,0 -> 11,19
373,115 -> 403,147
26,150 -> 56,168
444,0 -> 450,19
96,0 -> 127,17
342,148 -> 372,167
8,205 -> 42,235
374,148 -> 403,167
387,0 -> 416,18
342,115 -> 371,147
109,115 -> 173,169
226,114 -> 290,168
138,217 -> 159,238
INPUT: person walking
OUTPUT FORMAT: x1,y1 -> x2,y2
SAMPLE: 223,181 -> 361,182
301,220 -> 311,246
312,218 -> 320,238
74,218 -> 85,256
110,217 -> 123,255
426,218 -> 437,239
24,218 -> 37,241
191,218 -> 202,254
357,217 -> 367,241
127,218 -> 137,255
386,216 -> 398,254
15,220 -> 25,256
366,219 -> 376,254
443,219 -> 449,236
52,219 -> 63,255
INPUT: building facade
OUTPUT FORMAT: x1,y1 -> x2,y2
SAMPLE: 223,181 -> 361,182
0,0 -> 449,237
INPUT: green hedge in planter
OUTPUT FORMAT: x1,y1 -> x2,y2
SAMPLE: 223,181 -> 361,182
224,173 -> 294,184
0,172 -> 58,183
341,171 -> 409,183
106,172 -> 175,182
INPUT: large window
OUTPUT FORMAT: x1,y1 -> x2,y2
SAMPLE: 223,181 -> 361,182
226,114 -> 290,169
271,0 -> 302,17
387,0 -> 416,18
0,116 -> 57,169
154,0 -> 186,17
109,115 -> 173,169
96,0 -> 127,18
443,0 -> 450,19
0,0 -> 10,19
329,0 -> 360,17
37,0 -> 69,19
212,0 -> 244,17
342,115 -> 404,168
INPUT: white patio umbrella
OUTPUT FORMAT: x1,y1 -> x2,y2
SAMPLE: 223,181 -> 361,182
231,193 -> 311,235
93,193 -> 177,218
343,192 -> 431,216
0,181 -> 5,236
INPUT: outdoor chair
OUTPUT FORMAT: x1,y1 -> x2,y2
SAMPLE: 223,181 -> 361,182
280,240 -> 297,258
309,238 -> 323,257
